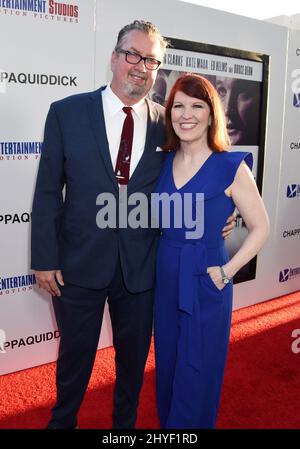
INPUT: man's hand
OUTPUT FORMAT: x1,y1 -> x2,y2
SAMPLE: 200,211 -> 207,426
222,214 -> 236,239
35,270 -> 64,297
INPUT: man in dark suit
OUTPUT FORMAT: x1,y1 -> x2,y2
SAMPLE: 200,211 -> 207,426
31,20 -> 167,429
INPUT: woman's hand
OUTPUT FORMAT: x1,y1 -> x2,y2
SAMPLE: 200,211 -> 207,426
207,266 -> 226,291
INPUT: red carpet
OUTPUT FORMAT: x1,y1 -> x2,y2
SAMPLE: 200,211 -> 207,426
0,291 -> 299,429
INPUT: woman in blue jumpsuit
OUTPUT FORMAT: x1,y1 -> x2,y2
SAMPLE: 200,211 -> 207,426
153,74 -> 269,429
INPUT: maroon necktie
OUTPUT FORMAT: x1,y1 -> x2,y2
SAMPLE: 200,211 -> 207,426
115,107 -> 134,185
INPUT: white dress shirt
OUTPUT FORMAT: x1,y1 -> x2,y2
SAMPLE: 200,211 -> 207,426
102,85 -> 148,179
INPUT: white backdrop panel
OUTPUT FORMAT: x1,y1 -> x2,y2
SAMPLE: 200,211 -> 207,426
0,0 -> 97,375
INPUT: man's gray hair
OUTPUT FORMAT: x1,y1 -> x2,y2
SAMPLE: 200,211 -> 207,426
115,20 -> 169,55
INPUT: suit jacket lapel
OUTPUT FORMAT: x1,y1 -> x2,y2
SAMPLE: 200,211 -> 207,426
128,98 -> 159,190
87,86 -> 118,191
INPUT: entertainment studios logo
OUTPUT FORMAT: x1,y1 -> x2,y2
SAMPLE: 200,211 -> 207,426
279,266 -> 300,283
0,273 -> 36,295
286,184 -> 300,199
0,141 -> 42,161
0,0 -> 79,24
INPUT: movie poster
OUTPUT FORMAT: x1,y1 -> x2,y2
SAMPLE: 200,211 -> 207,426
149,38 -> 269,283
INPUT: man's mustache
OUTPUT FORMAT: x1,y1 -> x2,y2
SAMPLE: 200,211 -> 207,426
129,70 -> 147,81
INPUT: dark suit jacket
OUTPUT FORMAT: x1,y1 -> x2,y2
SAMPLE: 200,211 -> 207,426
31,86 -> 166,292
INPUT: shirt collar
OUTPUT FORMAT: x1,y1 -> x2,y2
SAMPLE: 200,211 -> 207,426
103,85 -> 146,120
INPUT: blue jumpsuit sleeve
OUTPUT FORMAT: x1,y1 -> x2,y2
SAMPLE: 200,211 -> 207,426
217,151 -> 254,192
197,151 -> 254,200
226,151 -> 253,177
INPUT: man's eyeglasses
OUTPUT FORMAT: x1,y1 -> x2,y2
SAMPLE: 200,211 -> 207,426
116,49 -> 161,71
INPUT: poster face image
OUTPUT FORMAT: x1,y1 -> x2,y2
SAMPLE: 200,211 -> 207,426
149,39 -> 268,283
215,76 -> 261,146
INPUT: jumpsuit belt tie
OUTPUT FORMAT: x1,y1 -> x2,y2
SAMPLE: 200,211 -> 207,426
161,235 -> 223,371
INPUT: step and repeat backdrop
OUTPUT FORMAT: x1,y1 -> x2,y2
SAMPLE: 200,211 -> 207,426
276,27 -> 300,290
0,0 -> 299,374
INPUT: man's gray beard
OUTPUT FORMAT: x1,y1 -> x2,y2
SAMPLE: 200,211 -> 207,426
124,80 -> 148,98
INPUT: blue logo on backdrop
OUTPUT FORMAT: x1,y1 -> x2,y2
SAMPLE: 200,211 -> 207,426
0,0 -> 46,12
0,273 -> 36,295
292,69 -> 300,107
0,141 -> 42,161
279,269 -> 290,283
279,267 -> 300,283
286,184 -> 300,198
293,93 -> 300,108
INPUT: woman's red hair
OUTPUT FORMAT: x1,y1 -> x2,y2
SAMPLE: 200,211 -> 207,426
163,73 -> 230,152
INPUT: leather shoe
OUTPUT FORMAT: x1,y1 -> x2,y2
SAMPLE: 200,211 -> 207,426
46,422 -> 78,429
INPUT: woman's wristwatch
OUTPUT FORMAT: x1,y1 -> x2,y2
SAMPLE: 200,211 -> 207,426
220,266 -> 230,284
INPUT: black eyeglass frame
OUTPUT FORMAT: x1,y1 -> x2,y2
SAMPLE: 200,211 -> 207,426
116,49 -> 162,70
